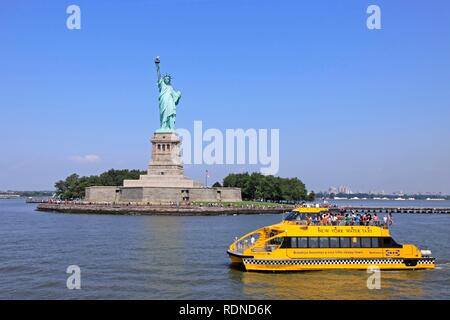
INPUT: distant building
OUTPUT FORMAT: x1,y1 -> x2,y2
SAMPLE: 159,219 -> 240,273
338,185 -> 353,195
328,187 -> 338,194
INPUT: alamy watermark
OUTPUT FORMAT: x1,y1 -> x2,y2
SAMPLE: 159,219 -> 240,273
66,265 -> 81,289
66,5 -> 81,30
176,121 -> 279,175
367,5 -> 381,30
366,265 -> 381,290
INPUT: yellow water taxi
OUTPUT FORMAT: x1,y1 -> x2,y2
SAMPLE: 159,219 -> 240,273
227,207 -> 435,271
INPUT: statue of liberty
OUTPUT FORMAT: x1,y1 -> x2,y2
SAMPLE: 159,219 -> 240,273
154,56 -> 181,132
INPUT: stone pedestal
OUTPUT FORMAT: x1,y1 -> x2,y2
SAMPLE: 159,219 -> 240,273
86,131 -> 242,204
148,132 -> 183,176
123,132 -> 202,188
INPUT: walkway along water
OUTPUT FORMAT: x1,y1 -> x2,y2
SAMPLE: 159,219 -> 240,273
36,202 -> 450,215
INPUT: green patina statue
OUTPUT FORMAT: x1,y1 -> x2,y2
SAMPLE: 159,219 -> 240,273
154,56 -> 181,132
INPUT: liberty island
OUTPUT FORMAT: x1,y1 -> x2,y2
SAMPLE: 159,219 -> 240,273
37,57 -> 301,215
36,57 -> 298,214
82,57 -> 242,204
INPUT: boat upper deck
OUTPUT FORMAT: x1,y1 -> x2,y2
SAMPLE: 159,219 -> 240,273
277,207 -> 393,236
229,207 -> 396,254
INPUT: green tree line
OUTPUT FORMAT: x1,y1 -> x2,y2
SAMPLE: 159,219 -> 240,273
55,169 -> 146,199
55,169 -> 314,202
222,172 -> 314,202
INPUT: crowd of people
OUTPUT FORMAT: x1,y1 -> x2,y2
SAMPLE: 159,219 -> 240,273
303,211 -> 394,227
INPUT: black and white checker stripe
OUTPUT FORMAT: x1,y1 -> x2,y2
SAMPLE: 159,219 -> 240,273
417,259 -> 435,265
243,257 -> 435,266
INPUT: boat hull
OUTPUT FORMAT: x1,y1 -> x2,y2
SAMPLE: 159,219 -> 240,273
227,251 -> 435,271
227,250 -> 253,264
241,257 -> 435,272
227,207 -> 436,272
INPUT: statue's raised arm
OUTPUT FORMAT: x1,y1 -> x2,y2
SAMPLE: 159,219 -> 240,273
154,56 -> 161,81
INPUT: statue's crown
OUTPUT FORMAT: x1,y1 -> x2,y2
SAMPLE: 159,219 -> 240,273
163,73 -> 172,79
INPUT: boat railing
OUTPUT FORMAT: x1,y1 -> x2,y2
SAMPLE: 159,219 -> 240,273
250,233 -> 286,253
285,219 -> 390,228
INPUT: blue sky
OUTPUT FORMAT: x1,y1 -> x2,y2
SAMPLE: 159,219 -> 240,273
1,0 -> 449,193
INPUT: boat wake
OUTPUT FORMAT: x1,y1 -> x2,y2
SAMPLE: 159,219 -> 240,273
435,262 -> 450,270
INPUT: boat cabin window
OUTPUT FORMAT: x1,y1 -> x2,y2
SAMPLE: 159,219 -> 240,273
269,237 -> 284,246
281,236 -> 403,249
371,237 -> 380,247
381,237 -> 402,248
351,237 -> 361,248
319,237 -> 329,248
308,237 -> 319,248
290,237 -> 297,248
340,237 -> 351,248
361,237 -> 372,248
329,237 -> 339,248
298,237 -> 308,248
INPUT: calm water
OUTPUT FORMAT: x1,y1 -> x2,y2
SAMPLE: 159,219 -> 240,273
0,199 -> 449,300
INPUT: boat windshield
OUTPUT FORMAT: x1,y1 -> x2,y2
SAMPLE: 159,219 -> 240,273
284,212 -> 312,221
233,232 -> 261,253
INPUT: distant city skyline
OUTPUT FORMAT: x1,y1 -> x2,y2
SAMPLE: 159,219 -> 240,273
1,1 -> 449,193
324,186 -> 448,196
1,186 -> 449,197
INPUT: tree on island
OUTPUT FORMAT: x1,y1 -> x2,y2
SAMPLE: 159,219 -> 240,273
55,169 -> 146,199
54,169 -> 315,202
307,191 -> 316,202
223,172 -> 313,202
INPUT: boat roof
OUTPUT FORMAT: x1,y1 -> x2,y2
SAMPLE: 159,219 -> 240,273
292,207 -> 329,214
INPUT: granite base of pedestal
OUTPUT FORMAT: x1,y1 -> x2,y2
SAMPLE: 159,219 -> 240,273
85,186 -> 242,204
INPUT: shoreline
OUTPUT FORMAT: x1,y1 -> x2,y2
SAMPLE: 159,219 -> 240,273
35,202 -> 450,216
36,203 -> 294,216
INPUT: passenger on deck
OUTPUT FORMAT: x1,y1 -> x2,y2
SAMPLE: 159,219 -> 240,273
345,214 -> 352,226
361,214 -> 367,226
322,214 -> 329,225
388,213 -> 394,226
351,211 -> 357,225
341,214 -> 348,226
367,213 -> 372,226
336,212 -> 343,224
313,215 -> 319,225
355,214 -> 361,225
332,214 -> 338,226
373,213 -> 379,225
